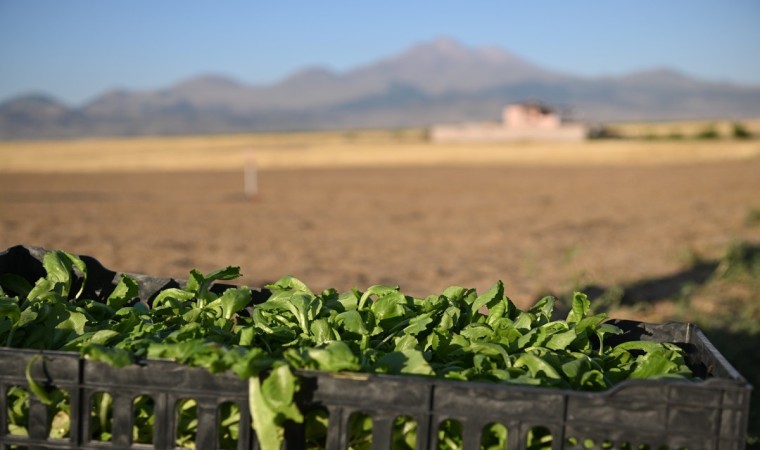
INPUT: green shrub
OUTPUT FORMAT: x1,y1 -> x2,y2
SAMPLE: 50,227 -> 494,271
696,124 -> 719,139
732,122 -> 752,139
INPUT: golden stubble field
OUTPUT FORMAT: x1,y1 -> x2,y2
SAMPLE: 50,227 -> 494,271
2,129 -> 760,172
1,130 -> 760,319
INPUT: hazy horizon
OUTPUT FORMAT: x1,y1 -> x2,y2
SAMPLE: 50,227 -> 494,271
1,1 -> 759,106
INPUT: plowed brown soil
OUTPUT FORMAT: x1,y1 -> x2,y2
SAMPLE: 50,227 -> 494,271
2,160 -> 759,310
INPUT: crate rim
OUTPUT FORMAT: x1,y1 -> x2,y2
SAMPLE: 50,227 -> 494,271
3,344 -> 751,398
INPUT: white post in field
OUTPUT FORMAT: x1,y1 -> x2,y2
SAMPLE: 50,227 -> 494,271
244,148 -> 258,200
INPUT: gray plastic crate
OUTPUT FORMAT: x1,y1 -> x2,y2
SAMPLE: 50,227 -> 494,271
0,245 -> 752,449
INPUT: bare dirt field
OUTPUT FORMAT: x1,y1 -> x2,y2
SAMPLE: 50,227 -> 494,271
2,140 -> 759,312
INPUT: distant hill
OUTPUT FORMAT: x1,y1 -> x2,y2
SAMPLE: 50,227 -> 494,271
2,37 -> 760,139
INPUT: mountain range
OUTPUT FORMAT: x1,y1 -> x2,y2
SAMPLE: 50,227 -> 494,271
2,37 -> 760,139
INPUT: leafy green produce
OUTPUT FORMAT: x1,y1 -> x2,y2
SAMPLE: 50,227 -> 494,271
0,250 -> 694,450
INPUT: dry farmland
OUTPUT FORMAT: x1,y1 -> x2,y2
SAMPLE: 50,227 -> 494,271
1,130 -> 759,311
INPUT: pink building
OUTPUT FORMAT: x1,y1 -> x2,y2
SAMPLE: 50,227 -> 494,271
503,102 -> 561,129
431,102 -> 588,142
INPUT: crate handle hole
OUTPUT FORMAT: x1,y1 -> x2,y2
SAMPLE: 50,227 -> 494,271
47,387 -> 71,440
436,419 -> 462,450
526,426 -> 552,449
218,400 -> 241,450
393,415 -> 418,450
348,412 -> 372,449
175,398 -> 197,449
481,422 -> 508,450
90,391 -> 113,442
6,385 -> 30,438
132,394 -> 154,444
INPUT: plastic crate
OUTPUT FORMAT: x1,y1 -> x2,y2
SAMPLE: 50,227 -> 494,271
0,245 -> 753,450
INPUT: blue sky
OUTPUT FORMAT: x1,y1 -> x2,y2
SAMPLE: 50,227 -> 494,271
1,1 -> 759,105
